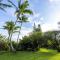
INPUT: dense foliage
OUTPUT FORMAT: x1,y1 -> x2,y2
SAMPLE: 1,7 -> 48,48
17,30 -> 60,52
18,32 -> 45,51
0,30 -> 60,52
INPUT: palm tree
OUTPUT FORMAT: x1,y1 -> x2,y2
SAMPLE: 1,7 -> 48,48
0,0 -> 11,12
8,0 -> 21,43
16,0 -> 33,42
8,0 -> 33,43
3,21 -> 19,51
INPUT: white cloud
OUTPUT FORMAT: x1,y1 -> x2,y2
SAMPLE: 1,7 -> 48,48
49,0 -> 53,2
49,0 -> 60,2
40,17 -> 44,21
41,11 -> 60,32
48,11 -> 60,24
41,23 -> 58,32
21,27 -> 32,35
49,0 -> 60,4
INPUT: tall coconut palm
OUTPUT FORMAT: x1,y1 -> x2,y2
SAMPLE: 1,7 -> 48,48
8,0 -> 33,42
8,0 -> 21,43
0,0 -> 11,12
16,0 -> 33,42
3,21 -> 20,51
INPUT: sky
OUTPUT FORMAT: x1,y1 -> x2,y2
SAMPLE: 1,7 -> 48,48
0,0 -> 60,41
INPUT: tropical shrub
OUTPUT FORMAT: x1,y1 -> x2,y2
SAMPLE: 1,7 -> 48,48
0,40 -> 8,51
18,32 -> 45,51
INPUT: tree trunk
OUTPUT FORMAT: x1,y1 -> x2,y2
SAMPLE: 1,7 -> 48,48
15,0 -> 21,43
8,33 -> 15,52
17,22 -> 22,43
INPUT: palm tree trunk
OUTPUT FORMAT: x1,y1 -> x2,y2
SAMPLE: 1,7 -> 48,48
10,33 -> 13,51
9,33 -> 15,52
15,0 -> 21,43
8,33 -> 11,51
17,22 -> 22,43
16,0 -> 22,43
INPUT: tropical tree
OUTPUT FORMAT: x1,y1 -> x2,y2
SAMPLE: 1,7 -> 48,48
16,0 -> 33,42
3,21 -> 19,51
0,0 -> 11,12
8,0 -> 33,43
33,23 -> 42,32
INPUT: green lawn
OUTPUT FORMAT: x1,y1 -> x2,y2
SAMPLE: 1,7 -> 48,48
0,48 -> 60,60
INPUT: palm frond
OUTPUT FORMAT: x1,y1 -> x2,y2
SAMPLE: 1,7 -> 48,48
18,0 -> 21,8
0,7 -> 6,12
3,21 -> 20,34
0,28 -> 4,29
13,31 -> 19,33
13,26 -> 20,33
0,3 -> 12,8
20,0 -> 29,9
23,9 -> 33,15
15,10 -> 20,17
3,26 -> 9,30
0,0 -> 2,2
8,0 -> 17,9
14,26 -> 21,30
21,15 -> 28,22
17,15 -> 28,22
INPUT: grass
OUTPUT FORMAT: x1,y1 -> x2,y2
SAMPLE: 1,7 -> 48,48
0,48 -> 60,60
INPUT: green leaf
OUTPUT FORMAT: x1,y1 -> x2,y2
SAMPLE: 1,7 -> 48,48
23,9 -> 33,15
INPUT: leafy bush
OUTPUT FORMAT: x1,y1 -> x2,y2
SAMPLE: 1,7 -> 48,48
0,40 -> 8,51
18,32 -> 45,51
0,34 -> 9,51
12,41 -> 18,50
18,36 -> 33,51
43,33 -> 59,50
